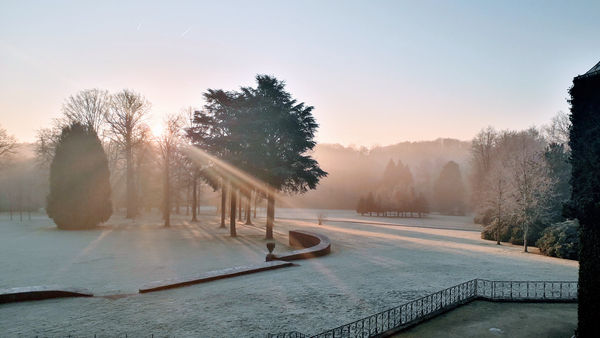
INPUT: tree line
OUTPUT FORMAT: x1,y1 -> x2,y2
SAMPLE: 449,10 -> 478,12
286,139 -> 471,211
355,159 -> 467,218
1,75 -> 327,238
0,126 -> 41,220
349,111 -> 576,258
470,113 -> 573,255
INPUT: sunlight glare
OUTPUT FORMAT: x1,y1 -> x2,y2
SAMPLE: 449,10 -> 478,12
151,123 -> 163,138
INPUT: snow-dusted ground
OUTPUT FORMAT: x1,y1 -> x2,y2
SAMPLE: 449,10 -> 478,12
0,209 -> 578,337
0,210 -> 290,295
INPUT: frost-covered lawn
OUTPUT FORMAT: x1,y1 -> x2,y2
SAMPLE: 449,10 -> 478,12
0,210 -> 289,295
0,209 -> 578,337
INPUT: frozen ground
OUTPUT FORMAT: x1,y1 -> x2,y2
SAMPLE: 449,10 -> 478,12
0,209 -> 578,337
0,210 -> 291,295
395,301 -> 577,338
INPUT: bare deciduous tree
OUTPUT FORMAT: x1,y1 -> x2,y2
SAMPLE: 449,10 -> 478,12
470,127 -> 497,206
157,114 -> 184,227
105,89 -> 150,218
543,111 -> 571,147
0,124 -> 16,166
181,107 -> 202,222
62,89 -> 110,135
509,134 -> 553,252
133,125 -> 155,213
482,162 -> 514,245
34,122 -> 63,168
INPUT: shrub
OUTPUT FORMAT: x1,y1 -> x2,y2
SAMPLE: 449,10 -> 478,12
474,209 -> 494,226
46,123 -> 112,229
481,219 -> 511,242
481,217 -> 547,246
536,220 -> 579,260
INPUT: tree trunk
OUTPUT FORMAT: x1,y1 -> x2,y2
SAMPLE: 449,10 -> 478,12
197,183 -> 201,216
496,206 -> 501,245
253,191 -> 257,218
185,184 -> 189,216
163,150 -> 170,227
220,180 -> 227,228
238,194 -> 242,219
126,140 -> 137,219
245,195 -> 252,225
266,192 -> 274,239
191,175 -> 198,222
230,188 -> 237,237
496,218 -> 501,245
523,224 -> 528,252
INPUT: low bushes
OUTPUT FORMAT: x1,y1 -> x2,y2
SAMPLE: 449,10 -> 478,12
481,217 -> 563,250
536,220 -> 579,260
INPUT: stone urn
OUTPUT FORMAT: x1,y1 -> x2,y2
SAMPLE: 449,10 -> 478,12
266,242 -> 276,261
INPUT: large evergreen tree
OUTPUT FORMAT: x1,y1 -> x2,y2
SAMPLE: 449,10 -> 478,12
544,143 -> 571,223
434,161 -> 465,215
189,75 -> 327,238
381,159 -> 396,186
396,160 -> 414,188
193,88 -> 251,236
47,123 -> 112,229
243,75 -> 327,238
568,60 -> 600,337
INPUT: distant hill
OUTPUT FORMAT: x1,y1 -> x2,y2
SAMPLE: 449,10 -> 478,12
4,141 -> 473,212
283,138 -> 472,210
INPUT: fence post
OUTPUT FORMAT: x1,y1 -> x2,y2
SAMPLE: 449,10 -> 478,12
387,310 -> 390,331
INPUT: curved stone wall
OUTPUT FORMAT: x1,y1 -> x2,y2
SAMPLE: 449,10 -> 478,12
269,230 -> 331,261
0,286 -> 93,304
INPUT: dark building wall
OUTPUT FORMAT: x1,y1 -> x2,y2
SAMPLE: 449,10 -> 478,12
569,67 -> 600,337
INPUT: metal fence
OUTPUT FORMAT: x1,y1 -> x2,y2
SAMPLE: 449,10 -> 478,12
476,279 -> 578,301
267,332 -> 307,338
267,279 -> 577,338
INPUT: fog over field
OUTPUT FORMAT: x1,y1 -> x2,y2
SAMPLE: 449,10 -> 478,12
1,138 -> 473,214
284,139 -> 472,210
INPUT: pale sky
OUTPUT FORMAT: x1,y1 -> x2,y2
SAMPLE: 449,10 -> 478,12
1,0 -> 599,146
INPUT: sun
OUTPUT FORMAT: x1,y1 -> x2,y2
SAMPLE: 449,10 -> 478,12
151,123 -> 163,138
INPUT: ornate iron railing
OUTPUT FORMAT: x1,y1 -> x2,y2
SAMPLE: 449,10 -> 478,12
267,332 -> 307,338
476,279 -> 577,301
267,279 -> 577,338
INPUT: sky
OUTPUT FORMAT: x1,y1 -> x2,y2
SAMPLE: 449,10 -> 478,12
1,0 -> 599,146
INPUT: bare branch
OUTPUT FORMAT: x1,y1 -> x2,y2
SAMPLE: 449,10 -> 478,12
0,125 -> 17,161
62,89 -> 111,135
